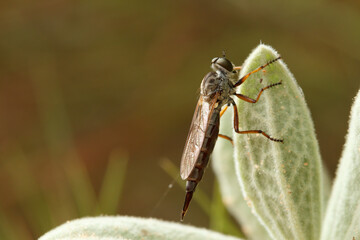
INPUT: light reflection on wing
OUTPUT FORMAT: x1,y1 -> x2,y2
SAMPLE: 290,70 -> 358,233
180,94 -> 219,180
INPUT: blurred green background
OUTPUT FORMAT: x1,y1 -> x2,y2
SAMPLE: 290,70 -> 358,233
1,0 -> 360,239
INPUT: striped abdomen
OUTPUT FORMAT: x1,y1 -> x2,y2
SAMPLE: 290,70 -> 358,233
181,105 -> 221,218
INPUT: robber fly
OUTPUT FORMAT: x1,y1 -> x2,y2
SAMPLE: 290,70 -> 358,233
180,54 -> 283,220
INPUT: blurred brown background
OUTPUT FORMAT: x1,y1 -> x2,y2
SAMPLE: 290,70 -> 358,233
0,0 -> 360,239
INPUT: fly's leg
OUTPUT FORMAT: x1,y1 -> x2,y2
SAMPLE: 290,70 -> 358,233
234,129 -> 283,143
218,134 -> 233,145
231,100 -> 283,143
220,105 -> 228,117
234,81 -> 282,103
233,66 -> 242,70
234,56 -> 281,87
218,105 -> 233,145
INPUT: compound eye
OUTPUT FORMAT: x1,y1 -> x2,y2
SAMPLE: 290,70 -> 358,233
216,57 -> 233,72
211,57 -> 219,64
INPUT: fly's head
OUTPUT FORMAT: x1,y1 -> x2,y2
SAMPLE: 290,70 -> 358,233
211,57 -> 234,73
201,56 -> 239,100
211,56 -> 239,84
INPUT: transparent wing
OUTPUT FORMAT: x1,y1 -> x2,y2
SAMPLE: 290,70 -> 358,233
180,94 -> 219,180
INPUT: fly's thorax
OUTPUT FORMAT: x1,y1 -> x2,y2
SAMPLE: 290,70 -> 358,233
201,70 -> 234,96
217,70 -> 235,97
200,72 -> 220,98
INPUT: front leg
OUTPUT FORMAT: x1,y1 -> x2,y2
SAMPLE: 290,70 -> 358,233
234,81 -> 282,103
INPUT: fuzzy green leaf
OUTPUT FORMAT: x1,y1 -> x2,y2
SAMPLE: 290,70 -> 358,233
212,108 -> 272,240
321,90 -> 360,240
231,44 -> 323,240
39,216 -> 245,240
